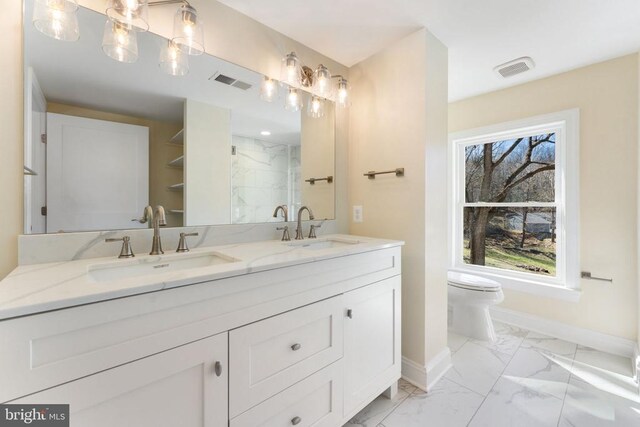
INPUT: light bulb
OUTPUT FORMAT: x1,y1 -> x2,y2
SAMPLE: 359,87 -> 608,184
285,87 -> 302,112
102,20 -> 138,63
33,0 -> 79,42
307,95 -> 325,118
337,77 -> 350,108
159,39 -> 189,76
106,0 -> 149,32
172,5 -> 204,55
312,64 -> 331,97
260,77 -> 278,102
281,52 -> 301,86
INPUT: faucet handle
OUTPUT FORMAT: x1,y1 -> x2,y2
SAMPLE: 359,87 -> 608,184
105,236 -> 135,259
277,226 -> 291,242
308,224 -> 321,239
177,232 -> 199,253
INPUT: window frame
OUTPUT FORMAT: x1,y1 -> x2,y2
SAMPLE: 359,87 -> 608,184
448,109 -> 580,301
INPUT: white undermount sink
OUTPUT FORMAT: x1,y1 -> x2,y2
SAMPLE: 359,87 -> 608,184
288,237 -> 361,250
88,251 -> 240,283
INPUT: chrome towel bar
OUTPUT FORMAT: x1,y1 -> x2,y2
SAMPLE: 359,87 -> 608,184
305,176 -> 333,185
581,271 -> 612,282
364,168 -> 404,179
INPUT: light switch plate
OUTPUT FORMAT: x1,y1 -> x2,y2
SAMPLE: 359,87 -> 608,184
353,205 -> 363,223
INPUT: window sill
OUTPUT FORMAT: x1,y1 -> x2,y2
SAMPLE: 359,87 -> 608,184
449,268 -> 582,303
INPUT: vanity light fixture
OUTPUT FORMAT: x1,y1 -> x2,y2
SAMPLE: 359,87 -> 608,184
106,0 -> 149,32
307,95 -> 325,118
102,20 -> 138,63
101,0 -> 204,70
285,87 -> 303,112
159,39 -> 188,76
275,52 -> 351,113
33,0 -> 80,41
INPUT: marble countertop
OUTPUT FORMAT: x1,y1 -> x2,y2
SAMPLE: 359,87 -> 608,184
0,235 -> 403,320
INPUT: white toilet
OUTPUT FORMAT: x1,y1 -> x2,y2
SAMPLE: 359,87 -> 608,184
447,271 -> 504,342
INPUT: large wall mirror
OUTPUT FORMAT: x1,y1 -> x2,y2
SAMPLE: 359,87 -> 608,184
23,0 -> 336,234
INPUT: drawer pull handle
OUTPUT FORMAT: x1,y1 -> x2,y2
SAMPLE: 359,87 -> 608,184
214,361 -> 222,377
291,343 -> 302,351
291,416 -> 302,425
347,309 -> 353,319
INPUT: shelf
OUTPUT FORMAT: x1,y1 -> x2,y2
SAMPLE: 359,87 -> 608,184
168,129 -> 184,146
168,209 -> 184,214
167,183 -> 184,191
167,155 -> 184,168
23,166 -> 37,176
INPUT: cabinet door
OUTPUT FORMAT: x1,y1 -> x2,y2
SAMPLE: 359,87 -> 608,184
12,333 -> 228,427
343,276 -> 401,416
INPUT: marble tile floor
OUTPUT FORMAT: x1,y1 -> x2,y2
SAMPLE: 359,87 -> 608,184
344,322 -> 640,426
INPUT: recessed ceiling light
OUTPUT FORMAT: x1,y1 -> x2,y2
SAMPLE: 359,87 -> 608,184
260,130 -> 271,136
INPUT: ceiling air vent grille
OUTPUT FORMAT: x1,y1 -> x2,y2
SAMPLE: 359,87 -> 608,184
210,72 -> 253,90
494,57 -> 535,78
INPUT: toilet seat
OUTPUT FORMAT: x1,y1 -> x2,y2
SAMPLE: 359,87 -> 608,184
447,272 -> 501,292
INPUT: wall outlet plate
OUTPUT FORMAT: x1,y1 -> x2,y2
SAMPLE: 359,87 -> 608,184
353,205 -> 363,223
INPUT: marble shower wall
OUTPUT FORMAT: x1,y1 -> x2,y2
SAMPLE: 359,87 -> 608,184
232,136 -> 301,224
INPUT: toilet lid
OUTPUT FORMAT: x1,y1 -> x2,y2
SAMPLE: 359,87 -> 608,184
448,271 -> 502,292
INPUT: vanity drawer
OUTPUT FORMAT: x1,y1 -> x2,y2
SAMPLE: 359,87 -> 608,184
229,296 -> 344,417
230,361 -> 343,427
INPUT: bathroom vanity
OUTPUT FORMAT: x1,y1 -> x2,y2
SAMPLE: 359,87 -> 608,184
0,235 -> 402,426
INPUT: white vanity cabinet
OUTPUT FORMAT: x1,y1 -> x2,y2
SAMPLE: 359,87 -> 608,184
11,333 -> 229,427
1,243 -> 402,426
343,276 -> 401,418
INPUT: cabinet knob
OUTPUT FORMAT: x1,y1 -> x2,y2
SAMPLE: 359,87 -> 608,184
291,416 -> 302,425
347,309 -> 353,319
291,343 -> 302,351
214,361 -> 222,377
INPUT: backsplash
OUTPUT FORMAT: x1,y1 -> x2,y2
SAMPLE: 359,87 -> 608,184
18,220 -> 337,265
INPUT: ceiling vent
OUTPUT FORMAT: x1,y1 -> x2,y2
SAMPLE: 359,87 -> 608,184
209,72 -> 253,90
494,57 -> 535,78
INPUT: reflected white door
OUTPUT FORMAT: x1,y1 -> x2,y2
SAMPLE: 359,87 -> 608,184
24,68 -> 47,234
46,113 -> 149,233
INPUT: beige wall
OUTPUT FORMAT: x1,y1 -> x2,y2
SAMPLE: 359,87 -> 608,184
47,103 -> 183,228
0,0 -> 349,279
301,101 -> 336,220
450,54 -> 639,340
349,29 -> 449,369
0,1 -> 23,279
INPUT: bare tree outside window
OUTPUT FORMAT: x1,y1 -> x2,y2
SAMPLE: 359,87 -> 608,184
463,133 -> 556,276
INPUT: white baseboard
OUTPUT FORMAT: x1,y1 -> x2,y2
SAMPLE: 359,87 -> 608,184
401,347 -> 452,392
401,357 -> 427,391
490,306 -> 637,358
425,347 -> 452,391
633,344 -> 639,383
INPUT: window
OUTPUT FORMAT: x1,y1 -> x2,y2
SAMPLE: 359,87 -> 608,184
449,110 -> 580,299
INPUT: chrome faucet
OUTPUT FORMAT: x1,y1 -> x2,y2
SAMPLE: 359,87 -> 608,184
295,206 -> 314,240
150,206 -> 167,255
132,205 -> 154,226
273,205 -> 290,241
273,205 -> 289,222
